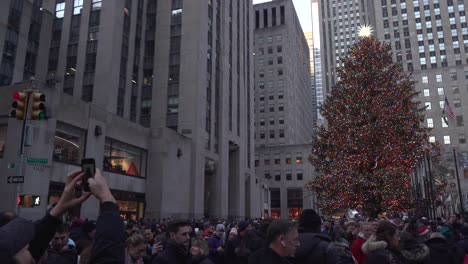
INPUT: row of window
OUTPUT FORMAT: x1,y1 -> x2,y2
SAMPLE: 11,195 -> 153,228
258,116 -> 285,126
258,129 -> 285,139
257,45 -> 282,55
258,56 -> 283,66
255,153 -> 303,166
257,103 -> 284,113
429,134 -> 466,145
264,170 -> 304,181
425,101 -> 462,110
258,79 -> 283,89
53,122 -> 147,177
258,68 -> 283,78
255,6 -> 285,29
257,35 -> 282,44
426,116 -> 464,128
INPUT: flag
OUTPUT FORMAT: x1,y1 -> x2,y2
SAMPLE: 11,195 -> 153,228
444,96 -> 455,119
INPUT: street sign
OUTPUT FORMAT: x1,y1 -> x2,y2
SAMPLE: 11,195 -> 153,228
7,176 -> 24,184
7,162 -> 16,169
27,158 -> 48,164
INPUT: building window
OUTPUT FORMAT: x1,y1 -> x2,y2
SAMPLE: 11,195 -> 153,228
277,56 -> 283,64
269,130 -> 275,139
104,138 -> 147,177
271,188 -> 281,218
454,99 -> 461,107
167,96 -> 179,113
296,153 -> 303,163
274,171 -> 280,181
73,0 -> 83,15
265,171 -> 271,179
92,0 -> 102,10
451,72 -> 458,81
0,126 -> 6,158
296,169 -> 303,181
53,122 -> 86,165
429,136 -> 436,143
439,101 -> 445,109
274,153 -> 280,164
255,155 -> 259,167
423,89 -> 430,96
460,134 -> 466,144
444,135 -> 451,144
56,2 -> 66,18
269,117 -> 275,125
277,45 -> 282,53
285,153 -> 291,164
437,87 -> 444,95
287,188 -> 303,220
279,116 -> 284,124
260,118 -> 265,126
279,129 -> 284,138
436,74 -> 443,82
442,117 -> 449,127
260,131 -> 265,139
457,116 -> 464,126
264,154 -> 270,165
286,170 -> 292,181
422,75 -> 428,83
425,102 -> 432,110
427,118 -> 433,128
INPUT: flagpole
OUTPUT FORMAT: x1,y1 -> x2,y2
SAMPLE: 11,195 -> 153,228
453,146 -> 464,214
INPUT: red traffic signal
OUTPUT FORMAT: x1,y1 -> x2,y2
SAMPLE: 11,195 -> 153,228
10,92 -> 27,120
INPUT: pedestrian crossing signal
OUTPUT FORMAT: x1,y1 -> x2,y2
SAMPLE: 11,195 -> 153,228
17,194 -> 41,207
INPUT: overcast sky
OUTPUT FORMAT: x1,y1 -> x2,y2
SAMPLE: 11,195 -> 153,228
252,0 -> 313,32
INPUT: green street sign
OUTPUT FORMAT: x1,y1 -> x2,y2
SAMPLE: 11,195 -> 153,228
8,163 -> 16,169
27,158 -> 48,164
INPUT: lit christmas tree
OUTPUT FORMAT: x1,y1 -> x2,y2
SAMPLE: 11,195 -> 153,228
307,36 -> 430,217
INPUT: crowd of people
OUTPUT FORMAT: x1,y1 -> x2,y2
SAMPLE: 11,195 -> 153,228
1,170 -> 468,263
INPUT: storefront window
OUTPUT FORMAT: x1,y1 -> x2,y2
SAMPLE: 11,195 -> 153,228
112,189 -> 145,220
104,138 -> 147,177
53,122 -> 86,164
271,188 -> 281,219
287,188 -> 303,220
0,126 -> 7,158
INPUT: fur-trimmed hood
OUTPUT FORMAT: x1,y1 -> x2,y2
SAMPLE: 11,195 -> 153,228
400,241 -> 430,263
362,235 -> 388,254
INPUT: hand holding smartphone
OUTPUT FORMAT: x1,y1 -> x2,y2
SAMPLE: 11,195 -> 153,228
81,158 -> 96,192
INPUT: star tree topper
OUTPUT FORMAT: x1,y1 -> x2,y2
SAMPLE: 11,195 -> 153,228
358,24 -> 374,38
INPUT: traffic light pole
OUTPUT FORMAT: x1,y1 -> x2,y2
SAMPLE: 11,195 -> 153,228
15,89 -> 32,215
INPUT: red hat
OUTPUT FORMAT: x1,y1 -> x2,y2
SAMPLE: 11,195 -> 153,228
418,227 -> 429,236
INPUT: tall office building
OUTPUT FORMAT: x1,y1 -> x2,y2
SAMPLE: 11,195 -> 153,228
305,31 -> 318,128
318,0 -> 468,213
254,0 -> 316,219
311,0 -> 324,125
0,0 -> 261,220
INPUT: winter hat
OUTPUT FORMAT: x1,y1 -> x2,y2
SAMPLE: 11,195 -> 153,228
298,209 -> 322,230
0,217 -> 36,264
439,226 -> 453,240
461,226 -> 468,236
238,221 -> 250,233
215,224 -> 225,232
230,228 -> 238,236
418,227 -> 430,236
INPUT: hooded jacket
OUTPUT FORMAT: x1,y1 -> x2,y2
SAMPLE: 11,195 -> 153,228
398,234 -> 430,264
291,232 -> 339,264
362,235 -> 403,264
351,234 -> 367,264
425,237 -> 464,264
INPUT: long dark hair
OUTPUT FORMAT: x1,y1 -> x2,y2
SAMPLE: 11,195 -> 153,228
375,221 -> 398,246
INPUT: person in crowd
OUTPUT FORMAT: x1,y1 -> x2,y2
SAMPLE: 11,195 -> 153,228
224,220 -> 264,264
248,220 -> 300,264
398,231 -> 429,264
363,221 -> 403,264
291,209 -> 339,264
152,221 -> 192,264
322,219 -> 334,237
126,233 -> 149,264
425,232 -> 464,264
191,237 -> 215,264
208,224 -> 225,264
45,223 -> 77,264
351,222 -> 373,264
0,216 -> 36,264
344,221 -> 359,245
76,220 -> 96,254
331,228 -> 356,264
456,225 -> 468,254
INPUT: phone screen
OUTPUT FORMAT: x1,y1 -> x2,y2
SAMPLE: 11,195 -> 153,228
82,159 -> 95,192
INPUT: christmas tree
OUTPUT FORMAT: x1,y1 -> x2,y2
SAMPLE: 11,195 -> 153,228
307,36 -> 429,217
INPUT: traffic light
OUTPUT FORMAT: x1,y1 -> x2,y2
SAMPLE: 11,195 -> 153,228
30,92 -> 46,120
10,91 -> 27,120
17,194 -> 41,207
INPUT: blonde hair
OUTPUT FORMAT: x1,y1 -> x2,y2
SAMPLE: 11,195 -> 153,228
191,237 -> 209,256
126,234 -> 147,247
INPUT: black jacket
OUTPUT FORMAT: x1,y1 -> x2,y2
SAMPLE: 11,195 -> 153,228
45,247 -> 78,264
28,213 -> 62,262
151,241 -> 191,264
365,248 -> 404,264
456,236 -> 468,255
248,246 -> 292,264
193,256 -> 215,264
291,232 -> 339,264
225,231 -> 265,264
90,202 -> 126,263
425,237 -> 464,264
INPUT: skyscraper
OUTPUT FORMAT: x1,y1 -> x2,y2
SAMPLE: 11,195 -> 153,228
318,0 -> 468,213
0,0 -> 261,220
254,0 -> 316,219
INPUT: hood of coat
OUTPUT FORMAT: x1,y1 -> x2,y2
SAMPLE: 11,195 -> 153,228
400,242 -> 430,262
361,235 -> 388,254
294,233 -> 331,258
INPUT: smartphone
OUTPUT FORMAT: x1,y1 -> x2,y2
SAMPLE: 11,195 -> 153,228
81,158 -> 95,192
